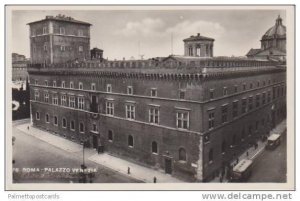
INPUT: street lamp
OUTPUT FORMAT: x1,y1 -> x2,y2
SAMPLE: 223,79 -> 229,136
79,136 -> 89,183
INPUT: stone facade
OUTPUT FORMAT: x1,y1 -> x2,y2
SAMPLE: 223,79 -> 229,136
28,15 -> 91,64
27,15 -> 287,182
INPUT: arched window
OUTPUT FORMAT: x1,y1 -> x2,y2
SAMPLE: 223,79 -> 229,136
128,135 -> 134,147
62,118 -> 67,128
221,141 -> 226,154
209,148 -> 213,163
179,147 -> 187,161
79,122 -> 84,133
108,130 -> 113,141
54,116 -> 58,126
152,141 -> 158,154
45,113 -> 49,123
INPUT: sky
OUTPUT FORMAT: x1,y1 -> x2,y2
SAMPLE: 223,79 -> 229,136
11,8 -> 286,60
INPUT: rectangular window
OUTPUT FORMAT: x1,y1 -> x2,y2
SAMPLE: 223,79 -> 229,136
209,89 -> 214,99
243,83 -> 246,91
223,87 -> 228,96
44,92 -> 49,103
126,104 -> 135,120
179,90 -> 185,99
91,83 -> 96,91
107,84 -> 112,93
108,130 -> 113,142
62,81 -> 65,88
267,90 -> 271,102
256,94 -> 260,108
60,45 -> 66,52
35,80 -> 38,85
232,101 -> 239,118
78,29 -> 83,36
45,80 -> 48,86
262,92 -> 266,105
221,105 -> 228,123
248,96 -> 253,111
272,86 -> 276,99
43,27 -> 47,34
149,107 -> 159,124
176,111 -> 189,129
241,98 -> 247,114
52,94 -> 58,105
53,81 -> 56,87
234,85 -> 238,93
127,86 -> 133,95
79,46 -> 83,52
249,83 -> 253,89
61,95 -> 67,106
78,97 -> 85,110
59,27 -> 65,35
151,88 -> 157,97
106,101 -> 114,115
208,111 -> 215,130
34,90 -> 39,101
69,96 -> 76,108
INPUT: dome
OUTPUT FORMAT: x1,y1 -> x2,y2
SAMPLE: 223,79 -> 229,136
262,15 -> 286,39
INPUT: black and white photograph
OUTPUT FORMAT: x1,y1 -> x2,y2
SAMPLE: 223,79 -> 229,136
5,5 -> 294,191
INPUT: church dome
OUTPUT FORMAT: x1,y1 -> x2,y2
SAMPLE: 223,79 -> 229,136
262,15 -> 286,40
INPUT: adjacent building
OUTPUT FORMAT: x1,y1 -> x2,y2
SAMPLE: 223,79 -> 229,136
12,53 -> 30,81
246,15 -> 286,61
27,16 -> 287,182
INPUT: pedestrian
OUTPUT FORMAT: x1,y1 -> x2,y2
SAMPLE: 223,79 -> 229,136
220,175 -> 223,183
236,158 -> 239,164
153,176 -> 157,183
27,126 -> 29,130
127,167 -> 130,174
246,151 -> 249,157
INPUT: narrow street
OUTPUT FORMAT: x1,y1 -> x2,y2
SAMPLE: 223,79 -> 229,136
12,120 -> 140,183
248,131 -> 287,182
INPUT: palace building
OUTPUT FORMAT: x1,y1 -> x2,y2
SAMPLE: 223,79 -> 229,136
27,15 -> 286,182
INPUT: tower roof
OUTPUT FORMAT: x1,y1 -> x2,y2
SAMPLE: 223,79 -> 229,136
262,15 -> 286,40
27,14 -> 91,26
183,33 -> 214,42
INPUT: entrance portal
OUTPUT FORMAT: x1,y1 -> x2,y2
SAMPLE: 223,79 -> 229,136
165,158 -> 172,174
92,135 -> 98,149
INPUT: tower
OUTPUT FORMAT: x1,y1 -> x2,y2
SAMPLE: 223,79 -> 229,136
183,33 -> 214,57
28,15 -> 91,64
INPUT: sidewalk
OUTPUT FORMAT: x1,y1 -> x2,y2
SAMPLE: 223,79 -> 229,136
17,123 -> 184,183
89,153 -> 183,183
210,119 -> 286,183
17,124 -> 82,153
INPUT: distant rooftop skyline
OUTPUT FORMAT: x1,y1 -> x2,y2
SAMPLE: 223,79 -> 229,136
11,9 -> 286,60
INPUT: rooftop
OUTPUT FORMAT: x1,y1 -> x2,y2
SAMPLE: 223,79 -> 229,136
183,33 -> 214,42
27,14 -> 92,26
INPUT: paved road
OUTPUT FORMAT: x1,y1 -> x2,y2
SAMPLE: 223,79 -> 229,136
248,131 -> 287,182
12,120 -> 140,183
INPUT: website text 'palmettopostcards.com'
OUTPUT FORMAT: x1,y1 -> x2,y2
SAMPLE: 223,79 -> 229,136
201,192 -> 293,201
